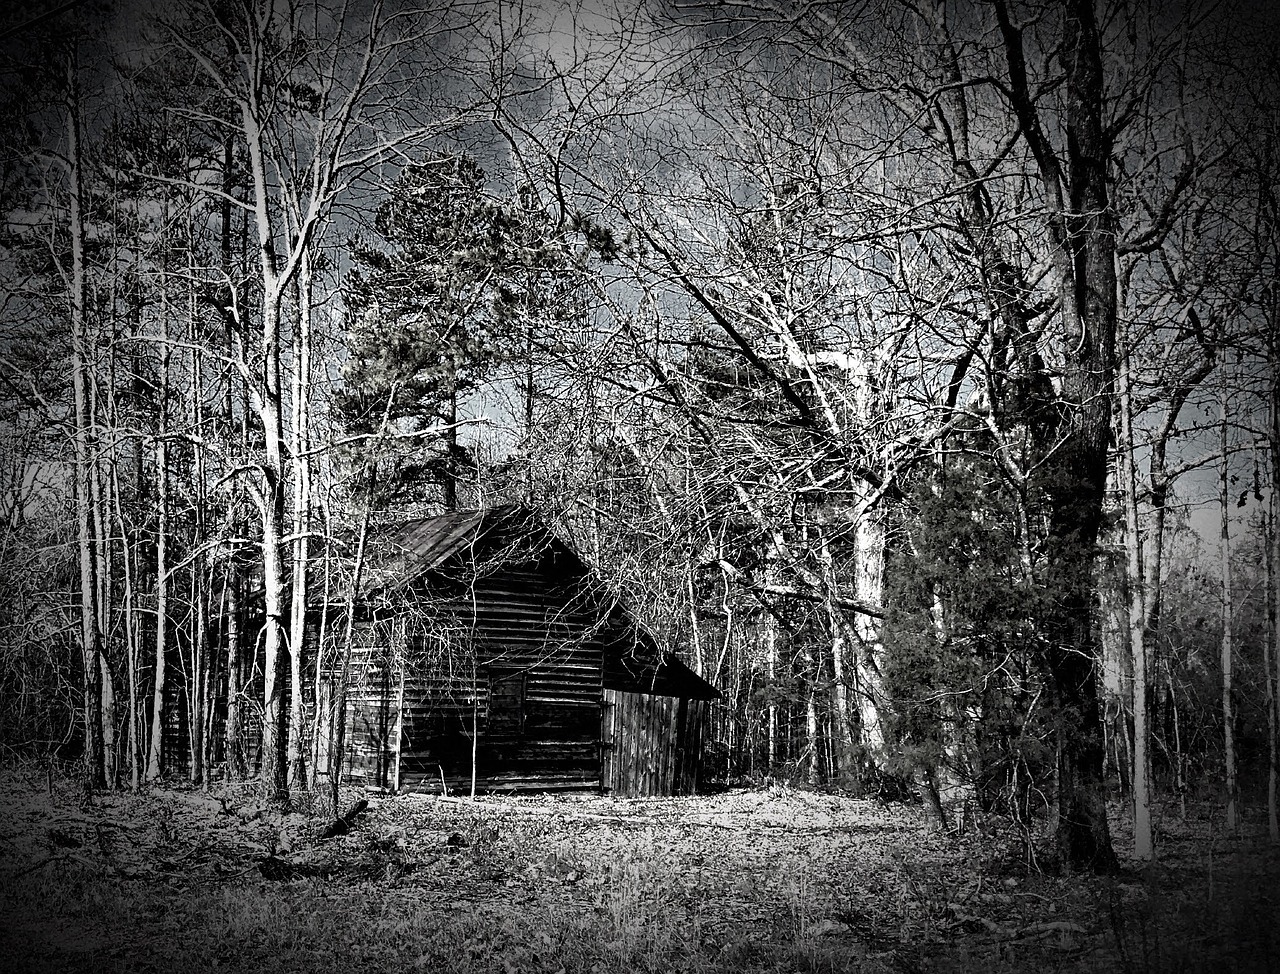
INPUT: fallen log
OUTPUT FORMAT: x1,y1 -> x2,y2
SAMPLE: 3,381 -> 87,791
1013,920 -> 1087,940
320,798 -> 369,840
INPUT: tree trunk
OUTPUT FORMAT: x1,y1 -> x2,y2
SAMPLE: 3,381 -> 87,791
145,227 -> 171,783
853,514 -> 886,761
287,251 -> 314,790
331,473 -> 376,817
1118,332 -> 1153,860
242,94 -> 289,801
765,611 -> 778,772
1265,505 -> 1278,844
189,571 -> 207,784
996,0 -> 1119,873
105,261 -> 135,790
259,442 -> 288,801
917,765 -> 947,832
310,501 -> 335,790
66,51 -> 104,790
818,531 -> 853,775
90,405 -> 115,787
805,640 -> 821,785
145,386 -> 168,781
223,570 -> 244,779
1167,658 -> 1186,819
98,655 -> 115,787
189,283 -> 214,787
218,129 -> 245,783
1220,381 -> 1238,832
445,374 -> 459,511
111,462 -> 141,791
1271,363 -> 1280,843
393,654 -> 405,793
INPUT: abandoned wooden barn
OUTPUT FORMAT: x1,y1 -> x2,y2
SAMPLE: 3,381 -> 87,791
319,506 -> 720,796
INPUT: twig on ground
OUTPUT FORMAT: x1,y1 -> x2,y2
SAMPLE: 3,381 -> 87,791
9,855 -> 58,878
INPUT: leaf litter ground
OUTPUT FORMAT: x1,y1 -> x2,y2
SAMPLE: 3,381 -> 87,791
0,766 -> 1276,973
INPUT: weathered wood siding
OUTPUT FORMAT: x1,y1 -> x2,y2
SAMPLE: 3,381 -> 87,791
398,561 -> 605,792
601,689 -> 707,796
336,553 -> 610,792
328,512 -> 717,796
339,620 -> 398,788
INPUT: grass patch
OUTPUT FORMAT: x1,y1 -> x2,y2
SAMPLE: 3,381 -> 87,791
0,865 -> 873,973
1,771 -> 1277,973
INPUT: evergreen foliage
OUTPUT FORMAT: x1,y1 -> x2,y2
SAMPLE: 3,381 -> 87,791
881,460 -> 1054,821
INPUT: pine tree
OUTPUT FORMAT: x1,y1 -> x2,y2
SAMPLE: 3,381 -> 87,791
339,156 -> 580,512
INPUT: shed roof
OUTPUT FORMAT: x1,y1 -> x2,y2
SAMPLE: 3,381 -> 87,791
371,506 -> 510,580
362,505 -> 720,701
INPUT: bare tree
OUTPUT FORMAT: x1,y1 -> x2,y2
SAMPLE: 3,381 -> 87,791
159,0 -> 479,797
64,42 -> 105,789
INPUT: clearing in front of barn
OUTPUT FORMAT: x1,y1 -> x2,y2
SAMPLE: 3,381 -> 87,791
0,767 -> 1276,973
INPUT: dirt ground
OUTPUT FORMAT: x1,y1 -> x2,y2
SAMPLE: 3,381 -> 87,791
0,765 -> 1276,973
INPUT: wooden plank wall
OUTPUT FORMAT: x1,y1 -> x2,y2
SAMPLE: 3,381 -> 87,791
602,690 -> 707,796
685,697 -> 707,793
333,559 -> 611,792
339,620 -> 397,789
396,564 -> 606,791
336,548 -> 708,796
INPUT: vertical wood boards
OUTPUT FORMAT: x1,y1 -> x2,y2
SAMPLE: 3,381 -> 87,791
602,689 -> 707,796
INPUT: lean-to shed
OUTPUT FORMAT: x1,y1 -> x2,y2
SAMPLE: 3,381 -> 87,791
324,505 -> 719,796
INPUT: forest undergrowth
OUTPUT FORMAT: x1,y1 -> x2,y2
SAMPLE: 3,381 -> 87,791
0,762 -> 1275,974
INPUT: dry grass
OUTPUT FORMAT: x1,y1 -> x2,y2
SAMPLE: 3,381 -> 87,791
0,767 -> 1277,973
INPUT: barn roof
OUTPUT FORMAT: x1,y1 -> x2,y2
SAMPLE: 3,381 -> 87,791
362,505 -> 720,701
371,506 -> 511,580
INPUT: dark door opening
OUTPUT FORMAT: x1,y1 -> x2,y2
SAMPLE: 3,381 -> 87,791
487,669 -> 526,739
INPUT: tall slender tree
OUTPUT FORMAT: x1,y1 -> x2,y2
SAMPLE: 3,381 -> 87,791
158,0 -> 474,797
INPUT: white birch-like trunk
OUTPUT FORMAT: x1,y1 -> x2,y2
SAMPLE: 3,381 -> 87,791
853,513 -> 886,757
817,532 -> 852,773
766,613 -> 778,772
111,463 -> 140,791
287,251 -> 314,789
190,571 -> 207,784
146,248 -> 171,782
394,653 -> 405,794
805,641 -> 821,785
1220,383 -> 1238,831
1118,340 -> 1153,859
188,281 -> 215,786
105,259 -> 136,790
66,51 -> 103,789
471,663 -> 480,800
240,93 -> 289,799
258,368 -> 287,800
217,131 -> 243,782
